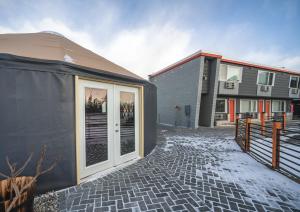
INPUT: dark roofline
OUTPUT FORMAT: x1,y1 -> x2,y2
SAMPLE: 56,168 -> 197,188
149,51 -> 300,78
0,53 -> 147,84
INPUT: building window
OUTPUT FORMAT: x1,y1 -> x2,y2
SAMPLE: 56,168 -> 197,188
240,99 -> 257,113
219,64 -> 242,82
257,70 -> 275,86
216,99 -> 227,113
289,76 -> 300,88
272,100 -> 285,112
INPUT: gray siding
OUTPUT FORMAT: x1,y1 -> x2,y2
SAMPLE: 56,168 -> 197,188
238,67 -> 291,99
150,58 -> 202,128
194,57 -> 205,126
202,79 -> 208,93
272,72 -> 290,98
236,98 -> 240,113
218,81 -> 239,95
238,67 -> 258,96
199,59 -> 220,127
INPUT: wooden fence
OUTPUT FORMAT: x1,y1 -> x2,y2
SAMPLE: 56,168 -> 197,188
235,114 -> 300,181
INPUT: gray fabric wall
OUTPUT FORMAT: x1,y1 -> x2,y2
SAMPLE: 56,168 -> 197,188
0,54 -> 157,193
150,58 -> 202,128
143,82 -> 157,155
0,65 -> 76,193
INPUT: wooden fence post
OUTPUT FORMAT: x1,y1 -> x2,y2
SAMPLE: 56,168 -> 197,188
235,115 -> 240,140
245,117 -> 251,152
272,121 -> 281,169
260,112 -> 265,136
283,112 -> 286,130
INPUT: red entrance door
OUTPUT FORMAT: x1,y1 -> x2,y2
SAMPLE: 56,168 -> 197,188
228,99 -> 235,122
266,100 -> 271,119
258,100 -> 264,113
258,99 -> 264,120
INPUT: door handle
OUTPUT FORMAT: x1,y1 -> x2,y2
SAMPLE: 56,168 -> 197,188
115,130 -> 119,132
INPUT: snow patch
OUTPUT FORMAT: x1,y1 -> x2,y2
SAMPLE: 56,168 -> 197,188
163,139 -> 175,151
64,54 -> 74,63
163,133 -> 300,208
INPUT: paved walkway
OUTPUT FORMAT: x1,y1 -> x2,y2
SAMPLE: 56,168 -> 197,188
58,127 -> 300,212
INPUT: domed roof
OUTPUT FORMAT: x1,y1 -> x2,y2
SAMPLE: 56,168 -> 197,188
0,32 -> 142,80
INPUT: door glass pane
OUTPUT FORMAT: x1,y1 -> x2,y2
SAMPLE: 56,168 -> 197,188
120,91 -> 135,155
85,87 -> 108,166
281,101 -> 285,111
251,101 -> 257,112
240,100 -> 250,113
272,101 -> 280,112
216,99 -> 226,113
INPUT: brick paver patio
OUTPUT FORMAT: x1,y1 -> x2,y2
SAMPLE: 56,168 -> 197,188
58,127 -> 300,212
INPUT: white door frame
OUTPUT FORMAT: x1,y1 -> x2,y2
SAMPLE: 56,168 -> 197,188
78,80 -> 115,178
114,85 -> 139,165
77,79 -> 140,180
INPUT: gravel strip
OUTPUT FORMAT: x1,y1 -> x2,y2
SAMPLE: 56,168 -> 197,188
34,191 -> 58,212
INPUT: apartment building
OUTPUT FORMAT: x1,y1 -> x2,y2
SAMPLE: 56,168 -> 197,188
149,51 -> 300,128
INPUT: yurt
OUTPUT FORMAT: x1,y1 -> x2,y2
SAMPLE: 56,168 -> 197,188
0,32 -> 157,193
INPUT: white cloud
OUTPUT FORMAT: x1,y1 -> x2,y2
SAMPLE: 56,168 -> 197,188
0,19 -> 194,78
241,50 -> 300,72
0,17 -> 299,80
0,18 -> 96,52
98,24 -> 193,78
193,23 -> 300,73
282,56 -> 300,70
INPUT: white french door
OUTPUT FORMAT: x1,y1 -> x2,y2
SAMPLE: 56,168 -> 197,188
114,85 -> 139,165
78,80 -> 139,179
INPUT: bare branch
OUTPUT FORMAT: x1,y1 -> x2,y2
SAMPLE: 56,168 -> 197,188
38,161 -> 57,177
6,157 -> 16,177
6,177 -> 37,212
2,145 -> 58,212
18,177 -> 37,194
34,145 -> 58,178
35,145 -> 46,176
11,181 -> 21,197
14,153 -> 33,176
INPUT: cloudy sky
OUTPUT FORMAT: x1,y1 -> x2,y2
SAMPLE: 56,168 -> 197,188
0,0 -> 300,78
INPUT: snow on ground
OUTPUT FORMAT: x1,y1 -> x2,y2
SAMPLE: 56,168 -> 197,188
248,127 -> 300,178
162,132 -> 300,209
